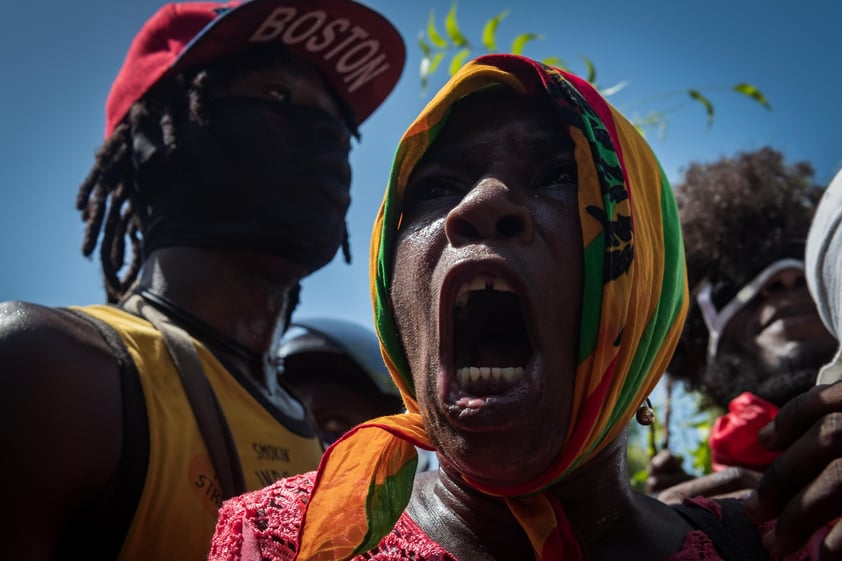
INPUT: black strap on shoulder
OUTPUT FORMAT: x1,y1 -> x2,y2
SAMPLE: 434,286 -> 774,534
123,294 -> 247,499
60,307 -> 149,561
672,498 -> 771,561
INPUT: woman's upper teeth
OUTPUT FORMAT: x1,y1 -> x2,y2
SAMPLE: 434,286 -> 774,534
455,274 -> 514,307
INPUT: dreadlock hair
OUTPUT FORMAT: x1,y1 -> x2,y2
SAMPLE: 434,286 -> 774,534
76,45 -> 358,304
669,146 -> 825,407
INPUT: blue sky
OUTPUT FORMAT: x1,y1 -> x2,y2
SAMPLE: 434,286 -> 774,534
2,0 -> 841,331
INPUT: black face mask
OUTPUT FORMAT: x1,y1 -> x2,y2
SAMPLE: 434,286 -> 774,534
136,97 -> 352,275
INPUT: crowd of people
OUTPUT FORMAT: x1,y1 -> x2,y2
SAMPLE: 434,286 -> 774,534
2,1 -> 842,560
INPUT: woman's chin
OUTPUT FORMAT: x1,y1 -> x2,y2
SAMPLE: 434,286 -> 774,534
440,453 -> 548,489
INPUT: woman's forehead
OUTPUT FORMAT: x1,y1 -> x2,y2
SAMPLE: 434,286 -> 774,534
421,88 -> 573,159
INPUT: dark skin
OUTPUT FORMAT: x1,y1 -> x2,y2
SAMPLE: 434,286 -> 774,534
408,436 -> 691,561
655,382 -> 842,559
390,88 -> 692,560
287,376 -> 404,444
746,381 -> 842,560
651,267 -> 838,501
0,58 -> 348,561
718,267 -> 836,380
652,459 -> 762,504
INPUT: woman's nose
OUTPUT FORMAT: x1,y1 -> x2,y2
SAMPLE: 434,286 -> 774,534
444,178 -> 534,247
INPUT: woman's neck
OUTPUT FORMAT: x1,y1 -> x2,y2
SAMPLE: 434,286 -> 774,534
548,436 -> 692,561
408,435 -> 690,561
407,470 -> 534,561
546,436 -> 638,541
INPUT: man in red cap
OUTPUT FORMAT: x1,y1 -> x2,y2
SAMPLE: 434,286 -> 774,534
0,1 -> 404,559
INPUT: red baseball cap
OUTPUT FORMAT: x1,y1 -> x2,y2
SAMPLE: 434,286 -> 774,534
104,0 -> 405,137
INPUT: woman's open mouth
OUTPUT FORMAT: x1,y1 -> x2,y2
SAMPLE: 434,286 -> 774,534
443,272 -> 537,421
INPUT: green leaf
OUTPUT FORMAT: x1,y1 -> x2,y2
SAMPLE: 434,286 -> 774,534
448,48 -> 471,76
542,56 -> 567,70
426,10 -> 448,49
630,468 -> 648,487
688,89 -> 714,126
417,33 -> 431,58
732,82 -> 772,109
580,55 -> 596,85
511,32 -> 543,55
481,10 -> 509,51
444,3 -> 470,48
428,52 -> 445,76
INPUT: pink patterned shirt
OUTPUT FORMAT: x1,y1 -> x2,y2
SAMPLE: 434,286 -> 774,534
208,472 -> 805,561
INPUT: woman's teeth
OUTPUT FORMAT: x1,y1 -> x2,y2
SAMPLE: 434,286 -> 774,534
455,274 -> 515,308
456,366 -> 524,386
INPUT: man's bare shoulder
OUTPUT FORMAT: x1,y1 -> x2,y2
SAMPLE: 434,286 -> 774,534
0,300 -> 123,409
0,301 -> 126,558
0,300 -> 113,357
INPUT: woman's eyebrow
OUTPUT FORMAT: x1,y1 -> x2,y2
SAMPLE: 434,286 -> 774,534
413,149 -> 465,174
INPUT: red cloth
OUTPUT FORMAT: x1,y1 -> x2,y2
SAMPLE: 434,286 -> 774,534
207,472 -> 768,560
709,392 -> 782,472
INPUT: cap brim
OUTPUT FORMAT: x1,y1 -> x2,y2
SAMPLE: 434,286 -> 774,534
172,0 -> 405,124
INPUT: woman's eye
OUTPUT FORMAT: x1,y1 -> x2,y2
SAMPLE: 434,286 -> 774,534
409,178 -> 464,202
426,180 -> 463,200
536,163 -> 578,190
401,176 -> 464,224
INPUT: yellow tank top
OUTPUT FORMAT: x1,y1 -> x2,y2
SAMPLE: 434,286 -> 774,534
76,305 -> 324,561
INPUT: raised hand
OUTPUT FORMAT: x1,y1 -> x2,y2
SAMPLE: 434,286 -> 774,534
744,381 -> 842,560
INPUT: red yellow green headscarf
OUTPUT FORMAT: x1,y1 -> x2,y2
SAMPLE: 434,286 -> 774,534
294,54 -> 688,561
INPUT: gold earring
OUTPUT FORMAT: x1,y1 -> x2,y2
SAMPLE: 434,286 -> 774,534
636,398 -> 655,426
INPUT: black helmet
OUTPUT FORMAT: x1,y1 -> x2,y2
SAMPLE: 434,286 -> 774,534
278,317 -> 400,398
277,318 -> 403,444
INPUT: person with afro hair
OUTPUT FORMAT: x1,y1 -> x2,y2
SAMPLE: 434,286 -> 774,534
648,146 -> 839,500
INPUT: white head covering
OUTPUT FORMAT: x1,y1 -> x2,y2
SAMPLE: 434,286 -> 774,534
806,168 -> 842,384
